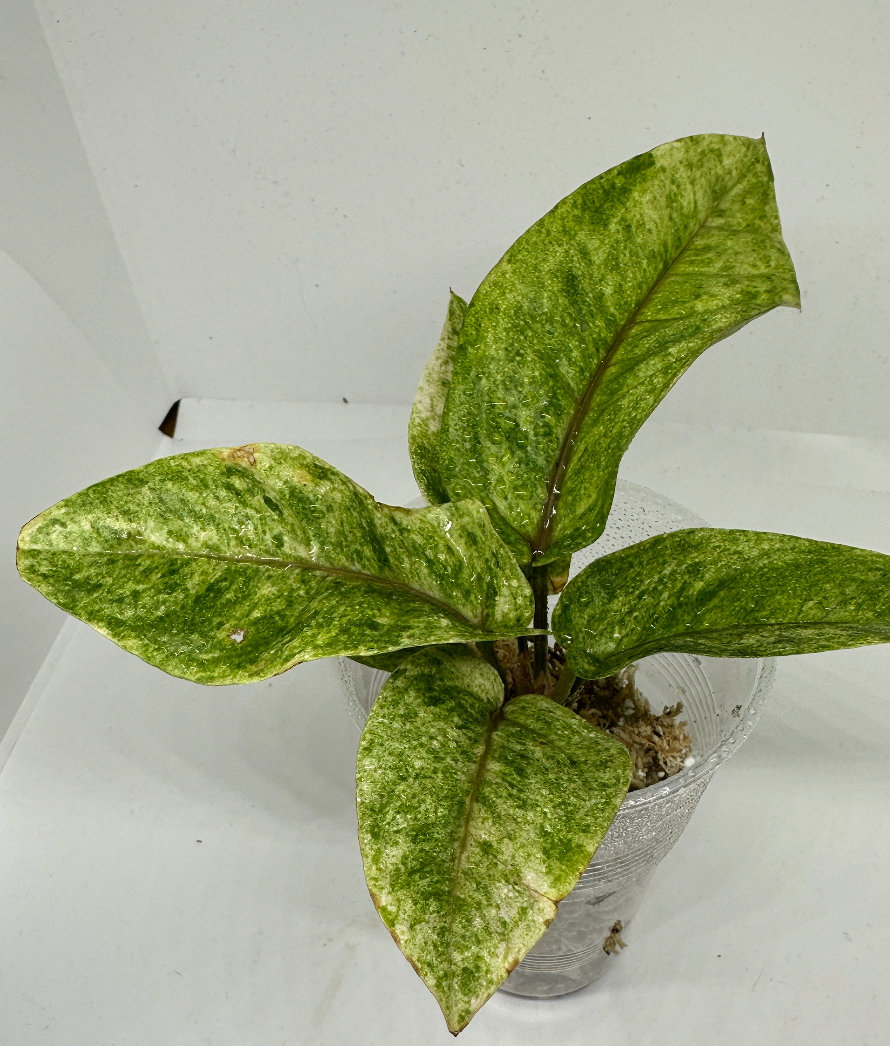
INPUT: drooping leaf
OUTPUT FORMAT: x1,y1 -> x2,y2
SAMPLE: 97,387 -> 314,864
553,528 -> 890,678
356,646 -> 631,1033
17,444 -> 536,684
409,291 -> 468,504
439,134 -> 800,564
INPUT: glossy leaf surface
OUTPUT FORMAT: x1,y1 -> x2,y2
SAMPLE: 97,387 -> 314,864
409,291 -> 468,505
356,646 -> 631,1033
18,444 -> 534,684
439,134 -> 800,564
554,529 -> 890,678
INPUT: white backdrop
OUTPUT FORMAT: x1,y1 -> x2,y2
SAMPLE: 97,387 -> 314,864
0,0 -> 168,738
3,5 -> 890,1040
30,0 -> 890,435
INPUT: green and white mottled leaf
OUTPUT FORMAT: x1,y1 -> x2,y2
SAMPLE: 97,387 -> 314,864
350,647 -> 425,672
356,646 -> 631,1034
439,134 -> 800,564
17,444 -> 535,685
409,291 -> 469,504
554,528 -> 890,678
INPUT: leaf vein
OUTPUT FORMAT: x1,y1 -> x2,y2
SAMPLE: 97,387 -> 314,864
32,546 -> 486,632
608,618 -> 890,664
531,171 -> 749,558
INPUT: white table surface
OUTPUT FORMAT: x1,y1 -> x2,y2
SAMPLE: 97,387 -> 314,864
2,401 -> 889,1045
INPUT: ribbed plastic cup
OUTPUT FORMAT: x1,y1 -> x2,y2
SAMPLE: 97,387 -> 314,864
338,481 -> 774,997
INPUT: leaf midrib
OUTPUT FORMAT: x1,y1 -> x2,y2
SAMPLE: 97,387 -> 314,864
596,618 -> 890,666
531,172 -> 747,559
445,702 -> 503,997
443,698 -> 559,1009
25,545 -> 487,633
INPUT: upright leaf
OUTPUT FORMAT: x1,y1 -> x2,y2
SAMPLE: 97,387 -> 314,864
439,134 -> 800,564
409,291 -> 468,504
356,646 -> 631,1033
17,444 -> 534,684
553,529 -> 890,678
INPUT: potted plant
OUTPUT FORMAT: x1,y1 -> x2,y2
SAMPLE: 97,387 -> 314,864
17,133 -> 890,1035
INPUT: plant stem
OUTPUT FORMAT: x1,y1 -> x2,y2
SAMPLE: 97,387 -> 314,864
530,562 -> 550,680
478,641 -> 507,685
551,665 -> 577,705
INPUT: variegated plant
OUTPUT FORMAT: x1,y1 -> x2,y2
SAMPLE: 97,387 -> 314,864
18,134 -> 890,1034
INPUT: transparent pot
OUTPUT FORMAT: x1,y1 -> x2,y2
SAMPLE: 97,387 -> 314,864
338,481 -> 774,998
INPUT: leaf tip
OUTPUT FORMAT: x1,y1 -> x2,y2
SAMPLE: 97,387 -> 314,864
443,1001 -> 475,1037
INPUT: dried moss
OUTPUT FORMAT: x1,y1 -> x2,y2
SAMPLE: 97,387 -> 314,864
603,920 -> 627,955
